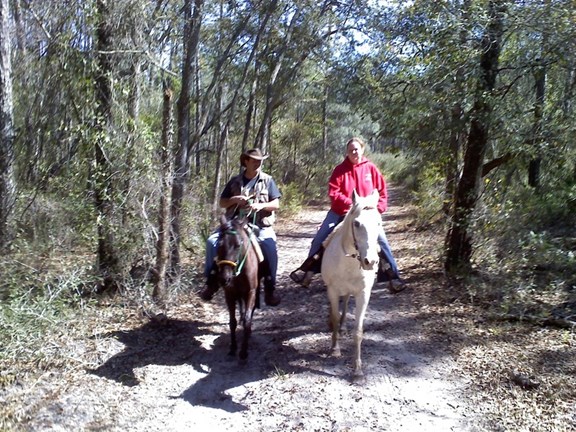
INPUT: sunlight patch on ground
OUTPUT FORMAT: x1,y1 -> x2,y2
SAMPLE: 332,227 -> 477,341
194,334 -> 220,350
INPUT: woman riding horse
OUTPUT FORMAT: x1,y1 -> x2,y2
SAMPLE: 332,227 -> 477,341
290,137 -> 406,293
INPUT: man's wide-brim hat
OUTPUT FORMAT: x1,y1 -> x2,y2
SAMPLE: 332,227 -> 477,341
240,148 -> 269,166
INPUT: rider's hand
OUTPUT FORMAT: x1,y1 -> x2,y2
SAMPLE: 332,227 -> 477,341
233,195 -> 250,206
251,202 -> 266,212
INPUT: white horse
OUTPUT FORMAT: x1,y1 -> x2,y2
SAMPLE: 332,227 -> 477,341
321,189 -> 382,382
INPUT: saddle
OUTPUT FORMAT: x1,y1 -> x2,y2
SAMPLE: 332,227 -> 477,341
244,223 -> 264,263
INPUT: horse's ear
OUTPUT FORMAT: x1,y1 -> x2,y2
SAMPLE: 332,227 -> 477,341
352,189 -> 359,204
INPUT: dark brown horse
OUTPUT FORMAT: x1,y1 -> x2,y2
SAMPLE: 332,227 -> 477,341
215,215 -> 261,361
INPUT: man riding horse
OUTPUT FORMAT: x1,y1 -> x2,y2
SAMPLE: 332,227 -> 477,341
200,148 -> 282,307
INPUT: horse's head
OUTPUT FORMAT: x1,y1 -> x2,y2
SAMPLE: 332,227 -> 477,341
350,190 -> 382,271
215,215 -> 246,287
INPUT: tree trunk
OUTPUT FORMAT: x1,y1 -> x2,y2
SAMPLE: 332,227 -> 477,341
242,58 -> 259,153
0,0 -> 15,251
445,0 -> 507,273
528,61 -> 546,188
322,82 -> 329,161
169,0 -> 203,279
211,85 -> 225,215
122,58 -> 142,225
12,0 -> 25,54
153,81 -> 174,303
240,3 -> 276,154
93,0 -> 119,283
254,4 -> 299,152
444,0 -> 470,216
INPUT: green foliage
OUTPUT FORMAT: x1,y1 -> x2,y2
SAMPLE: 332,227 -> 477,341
13,189 -> 96,253
181,177 -> 216,262
0,256 -> 97,374
370,151 -> 420,190
410,164 -> 446,226
278,182 -> 303,218
4,0 -> 576,302
480,182 -> 576,276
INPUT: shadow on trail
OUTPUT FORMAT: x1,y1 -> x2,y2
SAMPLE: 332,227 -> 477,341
177,323 -> 336,412
88,318 -> 211,386
87,304 -> 337,413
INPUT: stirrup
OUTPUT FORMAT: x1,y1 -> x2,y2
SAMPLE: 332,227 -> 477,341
301,271 -> 313,288
388,279 -> 407,293
289,270 -> 305,284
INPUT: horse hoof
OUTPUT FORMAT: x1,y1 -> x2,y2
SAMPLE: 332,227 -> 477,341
330,349 -> 341,358
352,373 -> 366,385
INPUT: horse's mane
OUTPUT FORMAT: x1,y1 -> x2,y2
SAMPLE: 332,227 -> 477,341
322,201 -> 361,249
218,216 -> 249,245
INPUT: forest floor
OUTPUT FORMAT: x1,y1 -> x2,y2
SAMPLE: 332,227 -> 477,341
2,186 -> 575,431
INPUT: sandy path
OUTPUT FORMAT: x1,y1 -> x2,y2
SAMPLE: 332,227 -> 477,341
8,186 -> 479,432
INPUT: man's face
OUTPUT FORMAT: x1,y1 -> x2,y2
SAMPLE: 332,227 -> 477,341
245,157 -> 262,171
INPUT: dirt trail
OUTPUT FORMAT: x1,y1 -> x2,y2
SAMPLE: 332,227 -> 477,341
8,187 -> 481,432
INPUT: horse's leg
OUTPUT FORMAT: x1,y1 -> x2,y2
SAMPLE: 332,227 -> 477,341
226,296 -> 238,357
328,289 -> 342,357
339,295 -> 350,335
239,297 -> 255,362
327,295 -> 349,332
352,291 -> 370,382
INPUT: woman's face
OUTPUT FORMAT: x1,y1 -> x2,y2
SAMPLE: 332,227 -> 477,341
346,140 -> 364,165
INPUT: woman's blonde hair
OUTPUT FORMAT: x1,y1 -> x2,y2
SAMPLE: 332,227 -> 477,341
346,137 -> 366,150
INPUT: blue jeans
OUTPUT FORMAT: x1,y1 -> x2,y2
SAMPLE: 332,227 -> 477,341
205,226 -> 278,286
308,210 -> 400,278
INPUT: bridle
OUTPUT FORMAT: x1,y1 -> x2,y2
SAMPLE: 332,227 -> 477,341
216,224 -> 251,276
344,204 -> 377,263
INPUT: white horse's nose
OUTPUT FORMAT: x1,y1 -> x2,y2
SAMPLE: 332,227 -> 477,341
361,256 -> 378,270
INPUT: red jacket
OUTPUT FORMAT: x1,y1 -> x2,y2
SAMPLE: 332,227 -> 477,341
328,157 -> 388,216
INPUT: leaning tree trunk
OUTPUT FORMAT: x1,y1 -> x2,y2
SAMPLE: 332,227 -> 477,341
445,0 -> 507,273
93,0 -> 119,285
242,64 -> 258,153
0,0 -> 15,251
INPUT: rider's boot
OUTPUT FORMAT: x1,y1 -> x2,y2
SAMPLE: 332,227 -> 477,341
290,247 -> 323,287
377,253 -> 406,294
199,265 -> 219,301
264,276 -> 281,306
